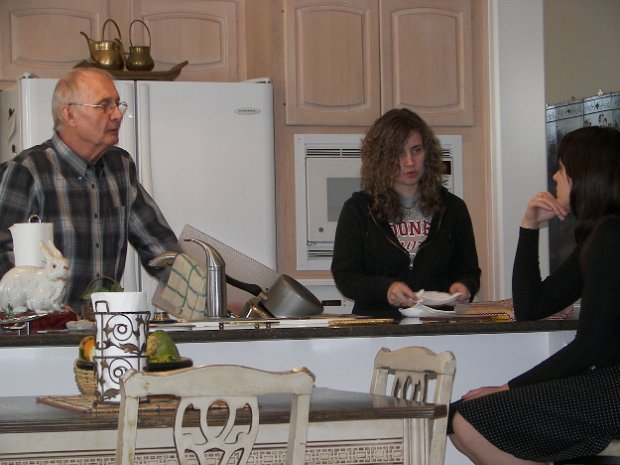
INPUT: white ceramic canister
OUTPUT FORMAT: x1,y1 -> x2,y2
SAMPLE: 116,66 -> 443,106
9,215 -> 53,267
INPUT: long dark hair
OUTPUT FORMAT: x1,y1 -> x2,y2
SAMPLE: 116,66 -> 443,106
361,108 -> 445,221
558,126 -> 620,253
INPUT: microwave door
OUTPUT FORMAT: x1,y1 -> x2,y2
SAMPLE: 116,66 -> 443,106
306,157 -> 362,246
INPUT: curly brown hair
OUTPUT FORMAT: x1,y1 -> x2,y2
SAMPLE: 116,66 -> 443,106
361,108 -> 445,221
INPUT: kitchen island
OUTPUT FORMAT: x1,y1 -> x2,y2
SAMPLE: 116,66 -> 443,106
0,318 -> 576,396
0,318 -> 576,465
0,317 -> 575,346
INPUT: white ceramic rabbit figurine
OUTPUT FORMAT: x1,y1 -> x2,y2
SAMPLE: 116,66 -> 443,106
0,239 -> 70,313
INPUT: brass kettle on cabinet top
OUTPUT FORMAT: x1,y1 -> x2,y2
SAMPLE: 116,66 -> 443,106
125,19 -> 155,71
80,18 -> 125,70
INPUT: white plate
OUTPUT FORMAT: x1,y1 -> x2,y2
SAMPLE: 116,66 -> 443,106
415,290 -> 461,307
399,304 -> 456,318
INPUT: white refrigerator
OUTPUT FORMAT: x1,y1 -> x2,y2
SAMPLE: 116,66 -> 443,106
0,77 -> 276,303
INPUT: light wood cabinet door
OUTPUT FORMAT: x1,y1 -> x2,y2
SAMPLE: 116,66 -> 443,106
0,0 -> 246,82
284,0 -> 381,126
381,0 -> 473,126
0,0 -> 110,80
129,0 -> 246,81
284,0 -> 473,126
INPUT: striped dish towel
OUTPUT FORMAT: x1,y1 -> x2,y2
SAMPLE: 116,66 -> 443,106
160,253 -> 207,320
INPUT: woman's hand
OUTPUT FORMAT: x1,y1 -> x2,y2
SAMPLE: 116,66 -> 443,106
521,191 -> 568,229
449,282 -> 470,303
461,384 -> 509,401
387,281 -> 418,307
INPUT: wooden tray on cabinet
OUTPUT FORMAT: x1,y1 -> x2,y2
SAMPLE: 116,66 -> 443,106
74,60 -> 188,81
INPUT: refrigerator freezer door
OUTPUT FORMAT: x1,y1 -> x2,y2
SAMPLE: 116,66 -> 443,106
0,84 -> 19,163
1,79 -> 56,163
20,79 -> 56,151
135,81 -> 276,300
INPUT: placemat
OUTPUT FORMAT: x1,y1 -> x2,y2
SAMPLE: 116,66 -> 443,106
455,298 -> 575,320
37,395 -> 179,415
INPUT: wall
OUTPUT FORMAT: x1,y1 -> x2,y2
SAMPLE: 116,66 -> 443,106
490,0 -> 548,298
544,0 -> 620,104
490,0 -> 620,298
244,0 -> 274,79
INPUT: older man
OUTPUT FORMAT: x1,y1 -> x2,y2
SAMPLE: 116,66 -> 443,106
0,68 -> 181,309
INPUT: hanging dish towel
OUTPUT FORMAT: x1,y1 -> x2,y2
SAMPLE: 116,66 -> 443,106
160,253 -> 207,320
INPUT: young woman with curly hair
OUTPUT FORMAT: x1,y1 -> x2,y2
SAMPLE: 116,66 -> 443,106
331,108 -> 480,318
450,126 -> 620,464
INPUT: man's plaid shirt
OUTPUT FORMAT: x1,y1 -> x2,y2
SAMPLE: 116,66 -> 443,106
0,134 -> 180,308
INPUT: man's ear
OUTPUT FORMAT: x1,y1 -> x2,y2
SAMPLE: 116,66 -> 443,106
60,104 -> 78,127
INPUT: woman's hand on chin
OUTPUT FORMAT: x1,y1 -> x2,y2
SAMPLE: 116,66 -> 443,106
521,191 -> 568,229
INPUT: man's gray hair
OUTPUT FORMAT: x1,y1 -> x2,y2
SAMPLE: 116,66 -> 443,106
52,68 -> 114,131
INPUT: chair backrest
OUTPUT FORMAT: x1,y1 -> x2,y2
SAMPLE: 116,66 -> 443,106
115,364 -> 315,465
370,346 -> 456,465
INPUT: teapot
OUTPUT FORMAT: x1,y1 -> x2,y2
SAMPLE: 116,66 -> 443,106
80,19 -> 125,70
125,20 -> 155,71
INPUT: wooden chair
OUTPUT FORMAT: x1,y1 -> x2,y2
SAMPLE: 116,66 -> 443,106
370,346 -> 456,465
555,441 -> 620,464
115,364 -> 315,465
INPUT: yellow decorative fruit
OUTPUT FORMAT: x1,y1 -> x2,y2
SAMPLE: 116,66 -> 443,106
79,335 -> 96,362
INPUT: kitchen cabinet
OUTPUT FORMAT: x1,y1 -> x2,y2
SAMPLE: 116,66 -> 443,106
283,0 -> 380,126
0,0 -> 248,81
283,0 -> 473,126
126,0 -> 247,81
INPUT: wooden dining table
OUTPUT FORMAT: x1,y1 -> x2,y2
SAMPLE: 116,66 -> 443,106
0,387 -> 446,465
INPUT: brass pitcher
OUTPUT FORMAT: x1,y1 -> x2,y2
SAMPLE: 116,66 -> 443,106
80,19 -> 125,70
125,20 -> 155,71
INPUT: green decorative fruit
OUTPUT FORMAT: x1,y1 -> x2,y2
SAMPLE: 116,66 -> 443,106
146,330 -> 180,363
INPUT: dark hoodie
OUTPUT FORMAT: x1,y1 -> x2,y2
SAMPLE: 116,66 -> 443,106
331,188 -> 480,318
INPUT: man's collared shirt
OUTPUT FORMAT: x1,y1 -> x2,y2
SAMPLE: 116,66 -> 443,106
0,134 -> 180,308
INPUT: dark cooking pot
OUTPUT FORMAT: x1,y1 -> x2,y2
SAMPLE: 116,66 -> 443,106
226,274 -> 323,318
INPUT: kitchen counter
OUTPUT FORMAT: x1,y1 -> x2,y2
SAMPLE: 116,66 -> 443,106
0,317 -> 577,347
0,317 -> 576,465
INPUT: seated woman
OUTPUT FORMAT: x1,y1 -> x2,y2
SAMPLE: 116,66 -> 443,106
330,108 -> 480,319
450,126 -> 620,464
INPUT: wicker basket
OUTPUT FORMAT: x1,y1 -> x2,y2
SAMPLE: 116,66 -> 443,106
74,359 -> 96,396
80,275 -> 122,321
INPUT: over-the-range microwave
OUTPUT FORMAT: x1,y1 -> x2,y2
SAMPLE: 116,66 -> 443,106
294,133 -> 463,271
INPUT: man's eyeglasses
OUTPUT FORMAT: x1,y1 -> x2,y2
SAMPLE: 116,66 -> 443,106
69,101 -> 128,115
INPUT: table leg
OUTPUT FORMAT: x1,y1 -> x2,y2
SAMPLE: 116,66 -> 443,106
402,417 -> 430,465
